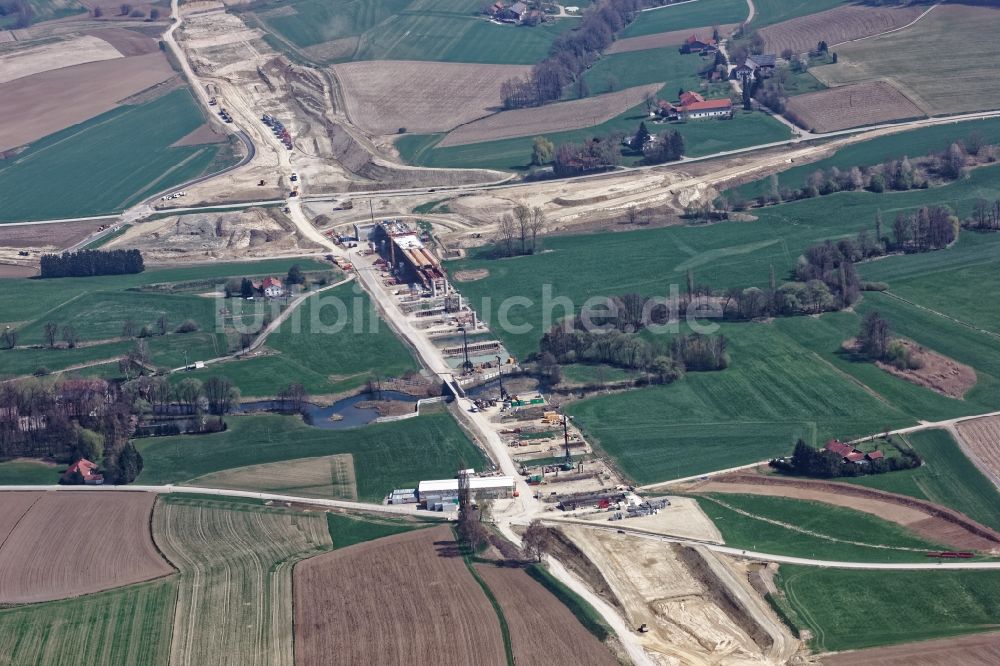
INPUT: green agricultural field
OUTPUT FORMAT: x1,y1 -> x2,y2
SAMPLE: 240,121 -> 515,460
138,410 -> 487,501
451,163 -> 1000,359
398,108 -> 789,172
733,116 -> 1000,200
326,512 -> 429,548
560,363 -> 640,386
253,0 -> 573,64
749,0 -> 850,28
0,258 -> 330,378
566,321 -> 914,484
774,566 -> 1000,652
845,430 -> 1000,532
578,47 -> 708,97
810,4 -> 1000,115
0,460 -> 62,484
695,494 -> 948,562
622,0 -> 748,38
0,579 -> 175,665
0,88 -> 237,223
171,283 -> 419,397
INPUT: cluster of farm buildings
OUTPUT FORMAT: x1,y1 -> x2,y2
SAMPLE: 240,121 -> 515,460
485,1 -> 547,25
824,440 -> 885,465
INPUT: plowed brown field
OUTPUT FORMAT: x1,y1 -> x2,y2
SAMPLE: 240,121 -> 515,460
294,526 -> 505,666
332,60 -> 531,135
759,4 -> 926,55
823,629 -> 1000,665
0,491 -> 172,603
475,564 -> 618,666
438,83 -> 662,147
784,81 -> 924,133
0,53 -> 175,152
956,416 -> 1000,488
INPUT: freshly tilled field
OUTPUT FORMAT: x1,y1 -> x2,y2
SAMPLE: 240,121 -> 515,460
784,81 -> 924,133
331,60 -> 532,135
153,497 -> 332,666
188,453 -> 358,500
475,564 -> 619,666
957,416 -> 1000,488
0,491 -> 173,604
294,526 -> 506,666
607,24 -> 739,54
759,4 -> 926,55
438,83 -> 663,147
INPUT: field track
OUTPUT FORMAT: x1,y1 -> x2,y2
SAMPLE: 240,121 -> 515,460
0,491 -> 172,604
475,564 -> 619,666
823,629 -> 1000,665
695,474 -> 1000,552
153,497 -> 331,666
956,416 -> 1000,489
294,525 -> 506,666
331,60 -> 531,135
758,4 -> 927,55
438,83 -> 662,147
785,81 -> 924,133
606,24 -> 739,54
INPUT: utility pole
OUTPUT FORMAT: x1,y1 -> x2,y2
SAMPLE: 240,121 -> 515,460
496,354 -> 506,401
562,414 -> 572,469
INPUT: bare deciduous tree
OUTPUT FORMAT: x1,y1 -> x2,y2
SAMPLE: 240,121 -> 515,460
44,322 -> 58,348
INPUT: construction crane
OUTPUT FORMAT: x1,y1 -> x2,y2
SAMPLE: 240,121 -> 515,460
457,325 -> 474,374
562,414 -> 574,470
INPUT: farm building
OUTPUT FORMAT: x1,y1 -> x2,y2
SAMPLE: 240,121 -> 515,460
261,277 -> 285,298
680,34 -> 716,54
62,459 -> 104,485
375,220 -> 447,292
824,440 -> 884,464
681,98 -> 733,119
746,54 -> 777,76
679,91 -> 705,106
731,63 -> 754,81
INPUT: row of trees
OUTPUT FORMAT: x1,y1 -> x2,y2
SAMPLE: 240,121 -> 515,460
0,0 -> 33,29
539,321 -> 729,379
771,439 -> 921,479
0,379 -> 143,483
966,197 -> 1000,231
40,249 -> 144,278
494,204 -> 546,257
759,137 -> 991,207
500,0 -> 642,108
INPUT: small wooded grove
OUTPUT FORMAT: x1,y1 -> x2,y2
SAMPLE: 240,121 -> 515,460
0,378 -> 143,484
39,249 -> 144,278
770,439 -> 921,479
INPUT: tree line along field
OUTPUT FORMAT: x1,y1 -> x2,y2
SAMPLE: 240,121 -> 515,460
451,163 -> 1000,484
137,410 -> 488,502
773,566 -> 1000,652
733,116 -> 1000,200
170,282 -> 420,398
0,257 -> 330,379
249,0 -> 574,64
810,3 -> 1000,116
694,494 -> 950,563
0,88 -> 238,223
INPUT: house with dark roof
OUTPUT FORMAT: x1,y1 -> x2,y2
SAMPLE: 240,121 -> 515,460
62,459 -> 104,485
731,63 -> 754,81
746,54 -> 777,76
680,33 -> 716,54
